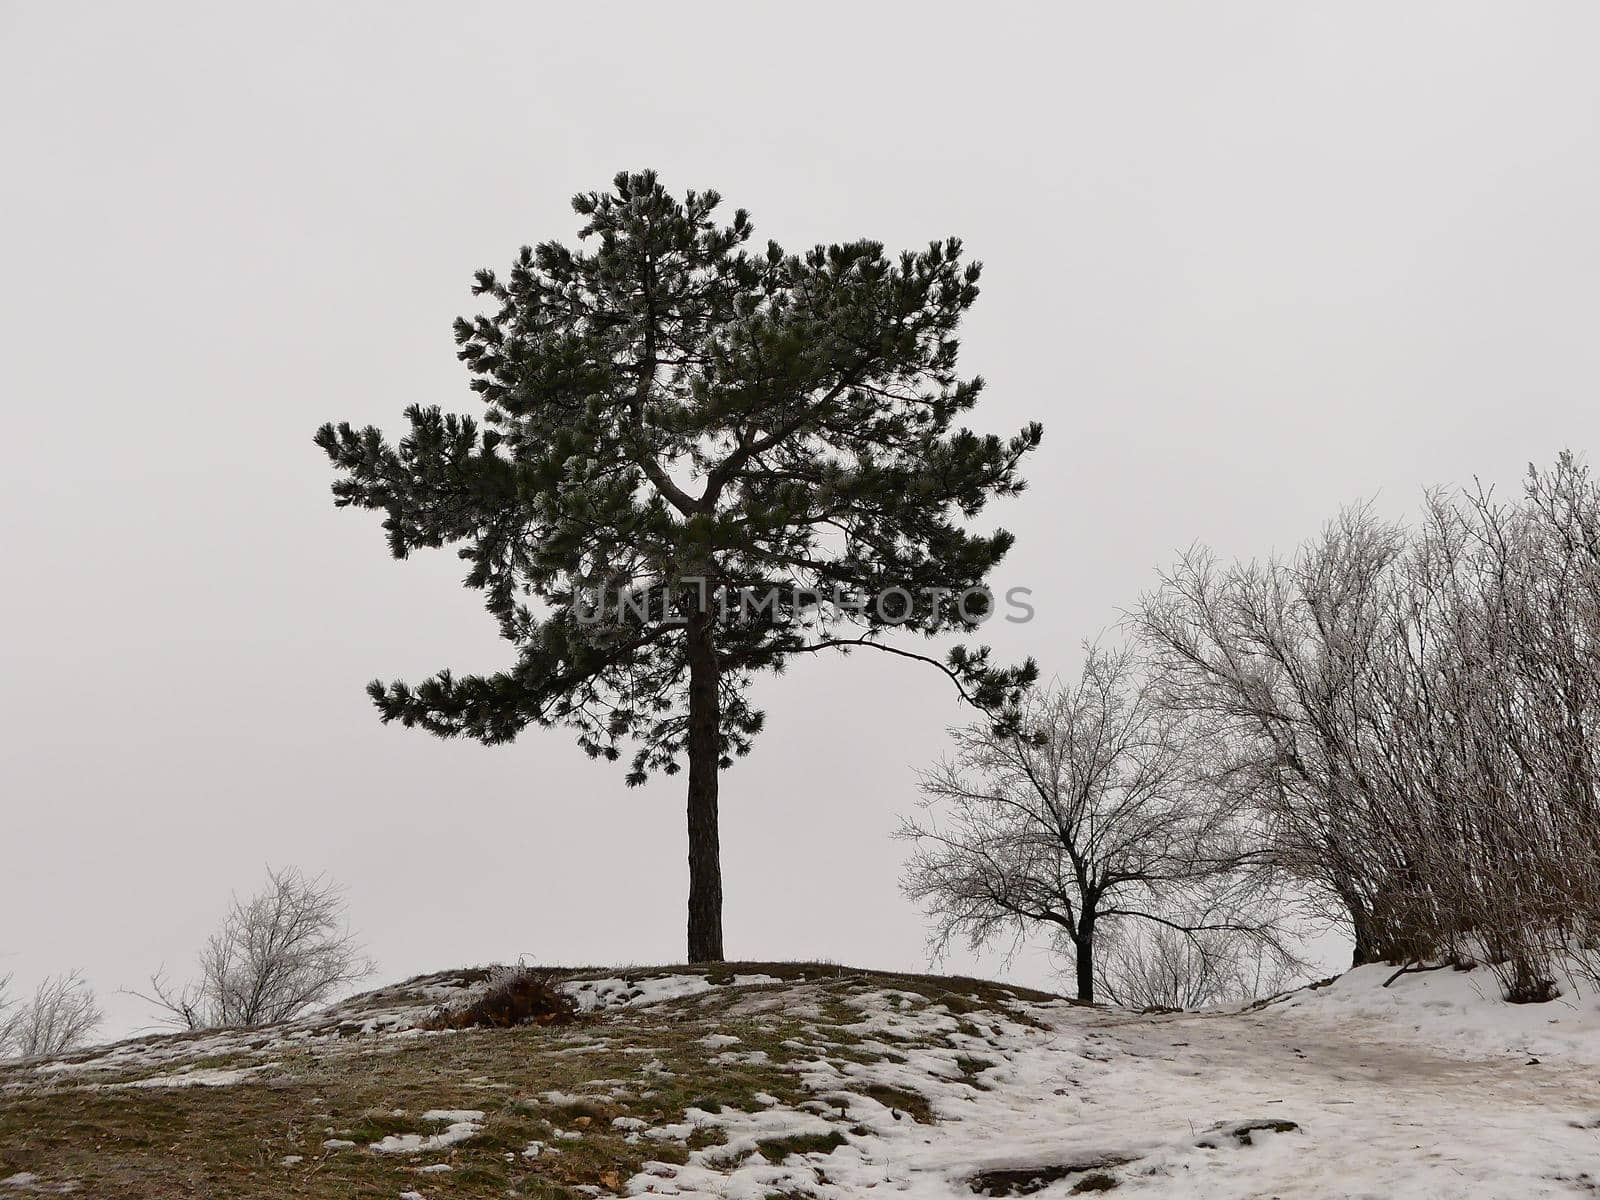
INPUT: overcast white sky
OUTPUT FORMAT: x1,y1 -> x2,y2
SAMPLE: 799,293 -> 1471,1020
4,3 -> 1600,1038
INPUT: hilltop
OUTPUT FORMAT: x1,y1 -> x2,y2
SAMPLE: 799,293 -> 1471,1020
2,961 -> 1598,1198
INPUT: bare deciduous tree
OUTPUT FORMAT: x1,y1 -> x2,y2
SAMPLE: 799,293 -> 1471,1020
140,867 -> 372,1029
898,645 -> 1293,1002
0,971 -> 103,1061
1093,924 -> 1300,1010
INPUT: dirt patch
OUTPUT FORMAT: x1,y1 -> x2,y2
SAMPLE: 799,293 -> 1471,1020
969,1154 -> 1136,1196
1195,1118 -> 1300,1148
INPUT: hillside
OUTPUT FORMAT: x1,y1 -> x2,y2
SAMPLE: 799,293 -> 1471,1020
2,962 -> 1598,1198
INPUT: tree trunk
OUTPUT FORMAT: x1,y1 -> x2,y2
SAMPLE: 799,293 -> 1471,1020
684,611 -> 724,963
1343,891 -> 1377,966
1074,918 -> 1095,1003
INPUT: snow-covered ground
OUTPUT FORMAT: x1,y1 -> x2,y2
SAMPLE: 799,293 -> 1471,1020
623,965 -> 1600,1199
4,963 -> 1598,1197
1271,960 -> 1600,1063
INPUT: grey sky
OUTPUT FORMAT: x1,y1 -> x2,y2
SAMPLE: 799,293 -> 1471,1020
4,2 -> 1599,1038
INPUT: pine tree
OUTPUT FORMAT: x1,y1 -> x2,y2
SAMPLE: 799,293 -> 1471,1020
316,171 -> 1042,961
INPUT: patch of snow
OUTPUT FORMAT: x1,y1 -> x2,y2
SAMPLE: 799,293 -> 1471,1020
419,1108 -> 483,1123
711,1050 -> 768,1065
116,1064 -> 277,1089
564,973 -> 780,1013
371,1110 -> 484,1155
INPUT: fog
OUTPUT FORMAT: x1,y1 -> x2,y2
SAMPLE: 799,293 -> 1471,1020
3,2 -> 1598,1038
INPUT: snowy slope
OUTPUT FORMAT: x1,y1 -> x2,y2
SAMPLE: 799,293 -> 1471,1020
626,969 -> 1600,1199
1268,960 -> 1600,1063
3,963 -> 1597,1198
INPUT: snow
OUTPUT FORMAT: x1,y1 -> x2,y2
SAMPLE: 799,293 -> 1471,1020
370,1110 -> 485,1155
419,1108 -> 484,1123
1267,960 -> 1600,1063
12,962 -> 1599,1195
114,1063 -> 278,1089
537,1089 -> 586,1105
625,979 -> 1600,1199
565,973 -> 781,1013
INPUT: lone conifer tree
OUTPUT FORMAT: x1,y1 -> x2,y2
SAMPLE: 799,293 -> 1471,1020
316,171 -> 1041,961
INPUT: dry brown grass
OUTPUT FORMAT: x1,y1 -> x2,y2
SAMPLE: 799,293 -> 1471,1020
0,963 -> 1052,1198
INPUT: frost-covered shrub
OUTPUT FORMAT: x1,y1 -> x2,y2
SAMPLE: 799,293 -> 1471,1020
0,971 -> 102,1061
1138,454 -> 1600,1001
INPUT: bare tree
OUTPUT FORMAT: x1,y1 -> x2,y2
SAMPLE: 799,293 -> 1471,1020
1094,924 -> 1300,1009
899,644 -> 1291,1002
0,971 -> 103,1061
140,867 -> 372,1029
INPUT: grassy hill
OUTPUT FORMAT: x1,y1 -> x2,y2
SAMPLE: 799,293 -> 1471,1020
0,964 -> 1062,1199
